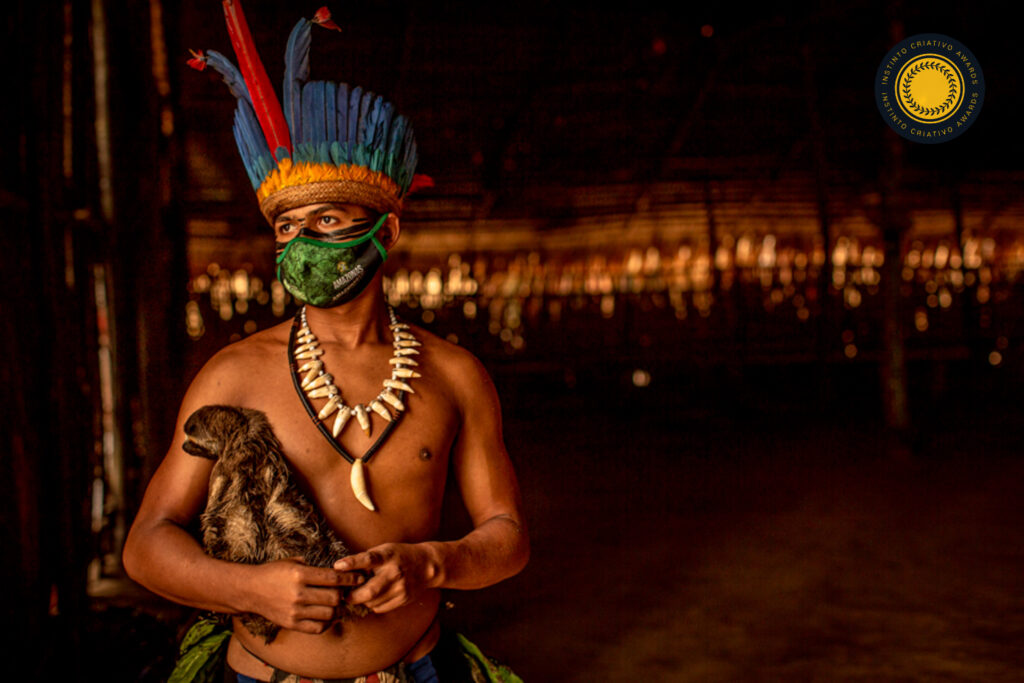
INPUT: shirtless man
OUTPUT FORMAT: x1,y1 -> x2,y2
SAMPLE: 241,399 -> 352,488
123,203 -> 529,680
122,5 -> 527,678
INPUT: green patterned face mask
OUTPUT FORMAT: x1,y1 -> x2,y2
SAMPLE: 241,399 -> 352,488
275,213 -> 389,308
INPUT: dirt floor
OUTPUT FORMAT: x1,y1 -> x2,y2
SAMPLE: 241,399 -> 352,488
87,390 -> 1024,682
448,399 -> 1024,682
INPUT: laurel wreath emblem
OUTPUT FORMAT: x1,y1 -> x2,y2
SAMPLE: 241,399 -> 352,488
899,60 -> 960,117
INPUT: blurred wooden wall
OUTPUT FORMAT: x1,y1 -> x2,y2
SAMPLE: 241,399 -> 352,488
0,0 -> 186,675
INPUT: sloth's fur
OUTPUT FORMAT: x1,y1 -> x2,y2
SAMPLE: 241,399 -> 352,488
183,404 -> 367,642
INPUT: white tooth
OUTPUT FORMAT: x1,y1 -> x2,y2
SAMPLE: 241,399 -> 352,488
332,406 -> 352,437
389,357 -> 418,366
318,396 -> 341,420
390,323 -> 410,330
354,405 -> 371,436
298,360 -> 323,374
369,400 -> 392,421
383,379 -> 414,394
295,348 -> 325,360
297,334 -> 316,345
304,373 -> 333,391
308,386 -> 336,399
394,340 -> 422,348
394,348 -> 420,356
379,391 -> 405,411
295,341 -> 320,354
350,459 -> 376,511
394,331 -> 416,340
392,368 -> 421,379
300,366 -> 321,387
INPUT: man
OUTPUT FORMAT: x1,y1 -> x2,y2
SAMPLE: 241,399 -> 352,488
122,5 -> 528,681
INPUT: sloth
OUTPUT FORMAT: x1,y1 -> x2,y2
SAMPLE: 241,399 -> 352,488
182,404 -> 367,642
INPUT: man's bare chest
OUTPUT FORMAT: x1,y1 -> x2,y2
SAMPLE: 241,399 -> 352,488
234,357 -> 460,547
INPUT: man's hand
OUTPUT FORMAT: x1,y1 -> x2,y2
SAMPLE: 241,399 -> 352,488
334,543 -> 442,614
245,558 -> 366,633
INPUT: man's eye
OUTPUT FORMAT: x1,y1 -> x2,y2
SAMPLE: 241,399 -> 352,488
319,215 -> 338,226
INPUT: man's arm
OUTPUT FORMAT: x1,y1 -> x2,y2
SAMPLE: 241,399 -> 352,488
336,350 -> 529,613
122,352 -> 358,633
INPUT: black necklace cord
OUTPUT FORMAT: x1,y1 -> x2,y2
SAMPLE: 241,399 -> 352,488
287,308 -> 406,466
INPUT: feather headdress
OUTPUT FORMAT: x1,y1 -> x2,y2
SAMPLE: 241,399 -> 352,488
190,1 -> 428,223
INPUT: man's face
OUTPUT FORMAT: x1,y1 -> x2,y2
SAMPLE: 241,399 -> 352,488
272,203 -> 377,243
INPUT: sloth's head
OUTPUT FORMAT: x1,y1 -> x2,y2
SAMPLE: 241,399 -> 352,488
182,405 -> 251,460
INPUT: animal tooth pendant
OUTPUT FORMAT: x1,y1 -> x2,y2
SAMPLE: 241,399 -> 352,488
294,341 -> 320,355
350,458 -> 376,511
301,365 -> 321,387
379,391 -> 404,411
298,359 -> 323,373
332,405 -> 352,437
369,400 -> 392,421
318,395 -> 341,420
384,379 -> 415,394
389,357 -> 418,366
304,373 -> 333,391
308,386 -> 336,400
354,405 -> 371,436
392,368 -> 421,379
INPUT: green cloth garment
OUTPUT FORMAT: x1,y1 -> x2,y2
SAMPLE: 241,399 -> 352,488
168,615 -> 231,683
167,618 -> 523,683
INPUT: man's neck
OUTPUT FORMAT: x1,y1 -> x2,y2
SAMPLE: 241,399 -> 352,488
300,284 -> 391,349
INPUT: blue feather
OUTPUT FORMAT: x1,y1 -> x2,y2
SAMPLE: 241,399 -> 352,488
398,128 -> 417,191
205,50 -> 251,103
356,91 -> 374,146
232,120 -> 260,188
234,100 -> 273,187
308,82 -> 331,146
323,81 -> 337,144
335,83 -> 350,145
347,86 -> 362,148
385,115 -> 407,177
375,101 -> 394,153
283,18 -> 312,143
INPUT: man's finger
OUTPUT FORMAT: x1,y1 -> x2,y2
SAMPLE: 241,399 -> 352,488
347,574 -> 391,605
293,618 -> 332,634
300,565 -> 351,587
335,570 -> 368,587
367,594 -> 407,614
300,585 -> 342,608
334,550 -> 383,572
296,604 -> 336,622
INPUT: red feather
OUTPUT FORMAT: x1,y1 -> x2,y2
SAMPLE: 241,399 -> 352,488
312,7 -> 342,32
221,0 -> 292,159
407,174 -> 435,195
186,49 -> 207,72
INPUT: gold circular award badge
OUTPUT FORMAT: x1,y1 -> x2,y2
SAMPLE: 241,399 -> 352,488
875,33 -> 984,143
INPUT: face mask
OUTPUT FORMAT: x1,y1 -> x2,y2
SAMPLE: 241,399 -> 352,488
275,213 -> 389,308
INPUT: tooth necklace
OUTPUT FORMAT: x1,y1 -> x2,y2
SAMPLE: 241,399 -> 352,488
287,305 -> 421,511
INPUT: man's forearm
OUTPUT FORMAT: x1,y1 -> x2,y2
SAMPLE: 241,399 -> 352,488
424,514 -> 529,591
123,519 -> 253,614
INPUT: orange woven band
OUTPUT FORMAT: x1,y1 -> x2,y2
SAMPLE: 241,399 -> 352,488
259,181 -> 404,224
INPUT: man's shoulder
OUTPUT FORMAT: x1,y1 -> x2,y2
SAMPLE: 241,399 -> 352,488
414,324 -> 495,401
189,320 -> 292,399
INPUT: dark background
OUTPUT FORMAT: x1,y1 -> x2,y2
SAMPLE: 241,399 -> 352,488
3,0 -> 1023,679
